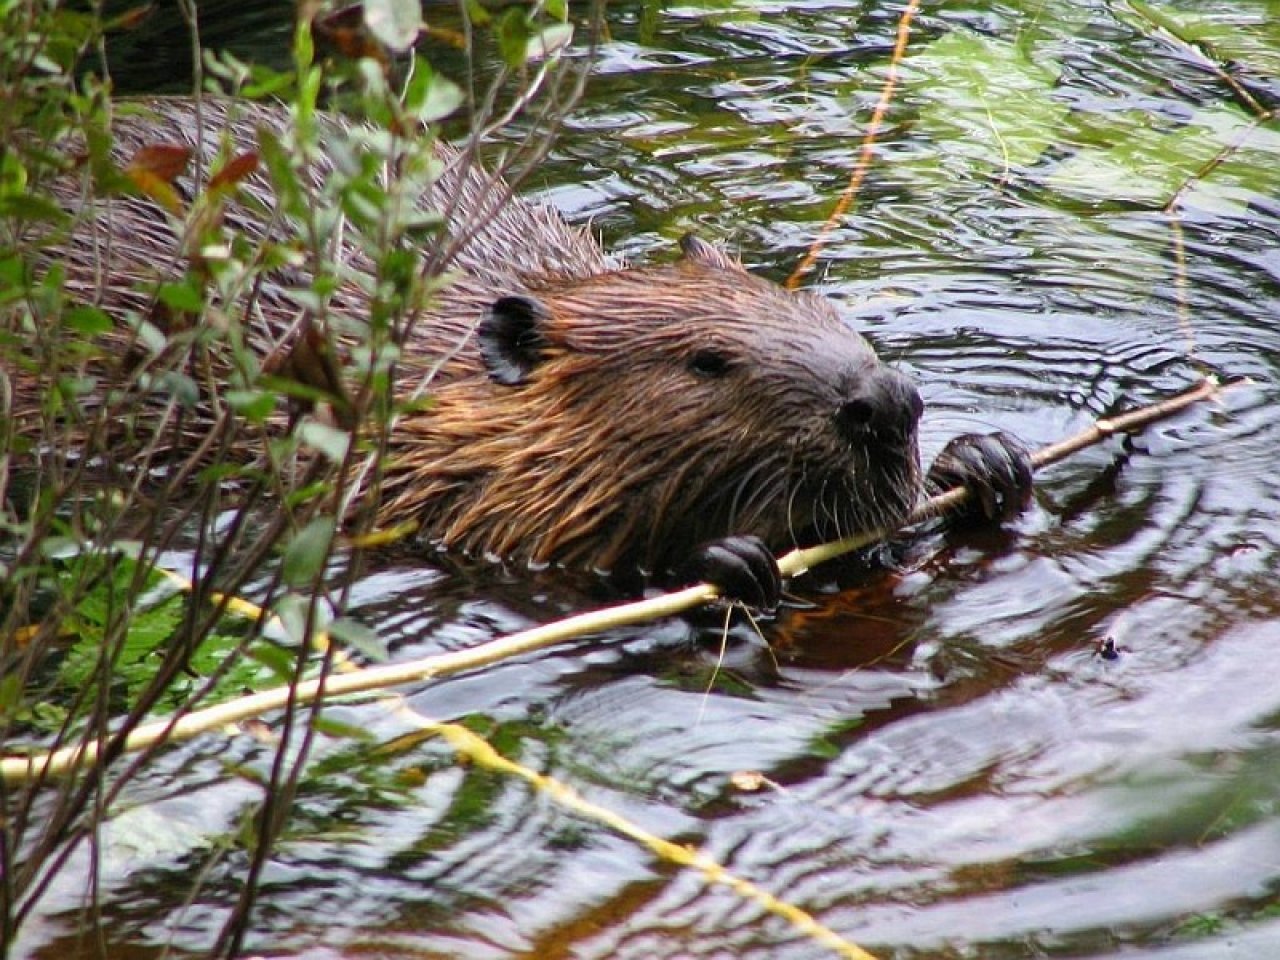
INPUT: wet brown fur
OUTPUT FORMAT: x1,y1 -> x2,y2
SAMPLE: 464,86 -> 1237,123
385,261 -> 922,573
17,97 -> 923,577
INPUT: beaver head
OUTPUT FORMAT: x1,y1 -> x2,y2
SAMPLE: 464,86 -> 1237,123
378,234 -> 923,577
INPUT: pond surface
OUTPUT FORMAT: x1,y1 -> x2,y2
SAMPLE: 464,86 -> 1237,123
20,1 -> 1280,958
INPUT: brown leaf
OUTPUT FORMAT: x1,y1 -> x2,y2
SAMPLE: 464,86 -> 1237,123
295,324 -> 347,400
148,298 -> 193,336
209,151 -> 259,192
123,144 -> 192,213
124,167 -> 184,214
264,320 -> 355,428
125,143 -> 192,184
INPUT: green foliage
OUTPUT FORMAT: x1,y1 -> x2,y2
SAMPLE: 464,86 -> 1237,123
0,0 -> 591,947
904,28 -> 1068,172
402,62 -> 464,126
363,0 -> 423,54
1122,0 -> 1280,77
878,11 -> 1280,237
659,661 -> 757,697
8,551 -> 288,734
328,616 -> 389,662
807,714 -> 865,761
1173,912 -> 1227,939
282,515 -> 337,587
496,5 -> 573,69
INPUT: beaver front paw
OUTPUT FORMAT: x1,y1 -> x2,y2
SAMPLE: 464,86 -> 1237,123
927,432 -> 1034,522
682,535 -> 782,610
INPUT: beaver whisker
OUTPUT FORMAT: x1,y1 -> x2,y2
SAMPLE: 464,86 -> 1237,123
860,479 -> 892,534
726,454 -> 789,534
808,468 -> 841,541
774,465 -> 801,551
722,458 -> 765,531
835,475 -> 865,541
835,483 -> 859,541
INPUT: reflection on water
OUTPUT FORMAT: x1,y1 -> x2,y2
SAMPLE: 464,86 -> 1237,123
24,1 -> 1280,958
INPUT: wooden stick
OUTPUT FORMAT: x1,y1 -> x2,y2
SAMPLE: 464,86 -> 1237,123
1,376 -> 1230,783
784,374 -> 1226,574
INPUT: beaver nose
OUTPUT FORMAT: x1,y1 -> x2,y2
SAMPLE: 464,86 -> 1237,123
834,368 -> 923,444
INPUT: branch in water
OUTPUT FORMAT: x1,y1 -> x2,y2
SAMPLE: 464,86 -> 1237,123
0,376 -> 1234,784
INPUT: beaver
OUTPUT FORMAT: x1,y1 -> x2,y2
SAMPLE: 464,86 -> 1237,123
11,97 -> 1031,607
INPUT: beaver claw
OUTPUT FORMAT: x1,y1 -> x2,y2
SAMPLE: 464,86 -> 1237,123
927,432 -> 1034,522
683,535 -> 782,610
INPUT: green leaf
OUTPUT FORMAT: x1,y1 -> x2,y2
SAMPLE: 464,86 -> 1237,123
294,16 -> 315,73
463,0 -> 490,27
0,673 -> 23,720
310,714 -> 377,740
525,22 -> 573,61
60,586 -> 186,706
48,8 -> 98,51
283,481 -> 333,509
1181,129 -> 1280,216
185,630 -> 286,701
242,65 -> 296,101
328,617 -> 389,662
226,388 -> 277,422
39,536 -> 81,560
399,208 -> 444,240
65,305 -> 113,335
1122,0 -> 1280,78
157,278 -> 205,313
905,28 -> 1066,172
496,8 -> 531,69
249,638 -> 298,682
297,421 -> 351,462
0,254 -> 25,290
403,66 -> 463,125
149,370 -> 199,407
258,128 -> 304,216
1047,105 -> 1256,207
57,374 -> 97,398
0,193 -> 71,223
363,0 -> 422,54
131,316 -> 167,354
281,516 -> 335,588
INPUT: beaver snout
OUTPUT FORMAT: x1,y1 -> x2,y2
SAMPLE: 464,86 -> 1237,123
833,368 -> 923,446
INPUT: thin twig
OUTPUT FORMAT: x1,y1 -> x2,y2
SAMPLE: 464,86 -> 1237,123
786,0 -> 922,290
1119,2 -> 1276,374
1121,0 -> 1271,119
328,627 -> 881,959
426,718 -> 881,960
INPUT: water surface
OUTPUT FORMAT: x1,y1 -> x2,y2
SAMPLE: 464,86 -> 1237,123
22,1 -> 1280,958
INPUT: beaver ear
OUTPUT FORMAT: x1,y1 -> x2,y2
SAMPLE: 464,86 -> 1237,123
479,295 -> 551,386
678,233 -> 746,274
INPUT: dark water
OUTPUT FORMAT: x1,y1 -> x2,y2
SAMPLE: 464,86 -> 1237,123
23,1 -> 1280,958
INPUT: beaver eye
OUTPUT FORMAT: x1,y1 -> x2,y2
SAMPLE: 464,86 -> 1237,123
688,349 -> 733,378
